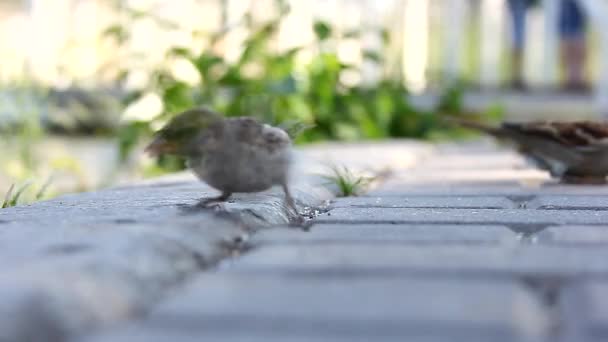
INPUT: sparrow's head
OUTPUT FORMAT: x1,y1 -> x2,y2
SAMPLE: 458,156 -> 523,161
145,108 -> 222,157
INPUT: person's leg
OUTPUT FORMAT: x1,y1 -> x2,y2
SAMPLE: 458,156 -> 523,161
559,0 -> 588,91
507,0 -> 528,89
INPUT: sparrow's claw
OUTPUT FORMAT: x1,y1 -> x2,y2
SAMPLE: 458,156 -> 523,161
196,192 -> 232,207
282,182 -> 304,225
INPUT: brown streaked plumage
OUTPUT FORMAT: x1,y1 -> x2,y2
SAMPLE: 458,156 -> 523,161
451,118 -> 608,184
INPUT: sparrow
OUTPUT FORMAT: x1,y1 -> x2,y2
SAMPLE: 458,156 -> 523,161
145,108 -> 299,214
451,118 -> 608,184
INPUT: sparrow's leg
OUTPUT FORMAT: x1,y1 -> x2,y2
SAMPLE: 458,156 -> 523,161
281,183 -> 299,215
197,191 -> 232,207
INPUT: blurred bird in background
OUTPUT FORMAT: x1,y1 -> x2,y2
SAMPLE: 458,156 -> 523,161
451,118 -> 608,184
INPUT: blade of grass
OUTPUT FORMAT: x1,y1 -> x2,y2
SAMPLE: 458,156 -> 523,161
321,164 -> 374,197
2,184 -> 15,208
9,181 -> 32,207
35,176 -> 54,201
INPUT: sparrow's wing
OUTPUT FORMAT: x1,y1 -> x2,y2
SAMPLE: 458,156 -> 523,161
449,119 -> 583,174
518,122 -> 608,177
227,117 -> 265,144
453,118 -> 608,179
501,121 -> 584,156
505,121 -> 608,148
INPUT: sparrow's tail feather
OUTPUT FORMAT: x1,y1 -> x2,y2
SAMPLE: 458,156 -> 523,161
442,117 -> 505,137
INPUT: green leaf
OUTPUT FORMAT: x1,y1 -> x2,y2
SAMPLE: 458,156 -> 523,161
379,28 -> 390,44
342,29 -> 360,39
125,8 -> 148,20
118,122 -> 152,161
269,75 -> 297,95
193,53 -> 224,83
167,47 -> 192,59
277,120 -> 315,139
363,50 -> 383,63
436,82 -> 465,113
162,82 -> 193,112
313,21 -> 332,41
218,67 -> 243,86
102,24 -> 128,43
275,0 -> 291,15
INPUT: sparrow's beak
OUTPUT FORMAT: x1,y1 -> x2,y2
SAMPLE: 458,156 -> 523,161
145,136 -> 177,157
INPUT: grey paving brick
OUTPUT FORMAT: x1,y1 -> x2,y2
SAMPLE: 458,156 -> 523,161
368,184 -> 608,197
433,139 -> 502,154
316,207 -> 608,226
577,281 -> 608,339
299,140 -> 433,171
535,226 -> 608,244
414,153 -> 528,170
83,274 -> 546,342
332,196 -> 515,209
82,329 -> 460,342
252,224 -> 516,245
530,196 -> 608,210
227,244 -> 608,277
0,171 -> 334,341
368,184 -> 536,197
388,169 -> 549,186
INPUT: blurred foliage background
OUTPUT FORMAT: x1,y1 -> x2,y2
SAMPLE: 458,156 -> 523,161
0,0 -> 486,206
109,0 -> 472,173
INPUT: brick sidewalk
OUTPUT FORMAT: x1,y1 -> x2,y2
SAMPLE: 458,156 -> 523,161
82,141 -> 608,342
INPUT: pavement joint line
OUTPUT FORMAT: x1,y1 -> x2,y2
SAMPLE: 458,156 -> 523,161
217,266 -> 608,281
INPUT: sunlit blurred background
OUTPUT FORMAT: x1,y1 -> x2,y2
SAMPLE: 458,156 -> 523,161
1,0 -> 607,206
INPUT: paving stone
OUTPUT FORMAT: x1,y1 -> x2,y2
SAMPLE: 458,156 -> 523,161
0,286 -> 69,342
388,169 -> 549,186
368,183 -> 608,197
82,273 -> 547,342
251,224 -> 516,245
227,244 -> 608,277
0,172 -> 333,342
332,196 -> 515,209
535,226 -> 608,245
368,184 -> 537,197
299,140 -> 433,171
576,281 -> 608,339
7,139 -> 608,342
433,139 -> 503,154
82,329 -> 459,342
530,196 -> 608,210
316,207 -> 608,226
413,153 -> 528,170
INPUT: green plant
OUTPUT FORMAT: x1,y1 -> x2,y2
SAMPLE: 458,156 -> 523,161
2,182 -> 31,208
322,165 -> 374,197
0,175 -> 57,208
34,176 -> 53,201
106,0 -> 467,173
